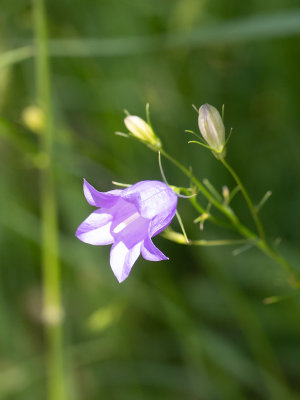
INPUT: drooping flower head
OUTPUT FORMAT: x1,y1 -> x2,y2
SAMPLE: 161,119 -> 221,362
76,180 -> 177,282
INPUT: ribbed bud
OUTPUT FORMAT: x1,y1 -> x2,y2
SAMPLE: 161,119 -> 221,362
198,104 -> 225,158
124,116 -> 161,149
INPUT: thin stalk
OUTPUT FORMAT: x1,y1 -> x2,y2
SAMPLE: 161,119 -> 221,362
160,149 -> 238,225
160,149 -> 300,287
33,1 -> 66,399
160,149 -> 260,239
221,158 -> 266,240
189,195 -> 233,230
257,241 -> 300,288
162,230 -> 249,246
189,239 -> 249,246
0,45 -> 34,69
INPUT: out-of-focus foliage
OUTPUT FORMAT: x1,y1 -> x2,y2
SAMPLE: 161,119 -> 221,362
1,0 -> 300,399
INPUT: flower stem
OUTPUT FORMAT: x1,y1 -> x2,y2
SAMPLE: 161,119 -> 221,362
160,149 -> 238,226
160,149 -> 300,287
257,240 -> 300,288
33,0 -> 66,399
220,158 -> 266,240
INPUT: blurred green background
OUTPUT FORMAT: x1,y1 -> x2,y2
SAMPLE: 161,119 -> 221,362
1,1 -> 300,399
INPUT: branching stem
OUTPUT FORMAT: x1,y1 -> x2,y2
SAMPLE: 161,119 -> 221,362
220,158 -> 266,241
159,148 -> 300,288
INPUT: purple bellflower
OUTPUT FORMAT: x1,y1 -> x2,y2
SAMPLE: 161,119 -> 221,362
76,180 -> 178,282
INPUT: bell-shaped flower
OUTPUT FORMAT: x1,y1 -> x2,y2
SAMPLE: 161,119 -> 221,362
76,180 -> 178,282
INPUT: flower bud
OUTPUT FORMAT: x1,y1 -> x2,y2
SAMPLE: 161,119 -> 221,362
22,105 -> 45,134
198,104 -> 225,158
124,115 -> 161,149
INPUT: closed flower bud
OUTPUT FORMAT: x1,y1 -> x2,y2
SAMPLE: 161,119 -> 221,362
198,104 -> 225,158
124,115 -> 161,149
22,105 -> 45,134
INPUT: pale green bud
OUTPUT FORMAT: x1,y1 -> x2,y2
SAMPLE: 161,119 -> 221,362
22,105 -> 45,134
124,115 -> 161,149
198,104 -> 225,158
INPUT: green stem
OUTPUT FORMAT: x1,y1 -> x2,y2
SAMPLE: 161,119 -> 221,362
178,187 -> 232,230
221,158 -> 266,241
160,149 -> 300,287
0,45 -> 34,69
33,1 -> 66,399
191,239 -> 249,246
257,241 -> 300,288
163,230 -> 249,246
160,149 -> 238,226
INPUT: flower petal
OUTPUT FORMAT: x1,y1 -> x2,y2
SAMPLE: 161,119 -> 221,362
112,208 -> 149,247
149,203 -> 177,237
110,241 -> 141,282
141,237 -> 168,261
76,210 -> 114,245
121,180 -> 177,220
83,179 -> 122,208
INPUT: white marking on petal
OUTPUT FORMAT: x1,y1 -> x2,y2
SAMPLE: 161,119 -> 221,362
113,211 -> 140,234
